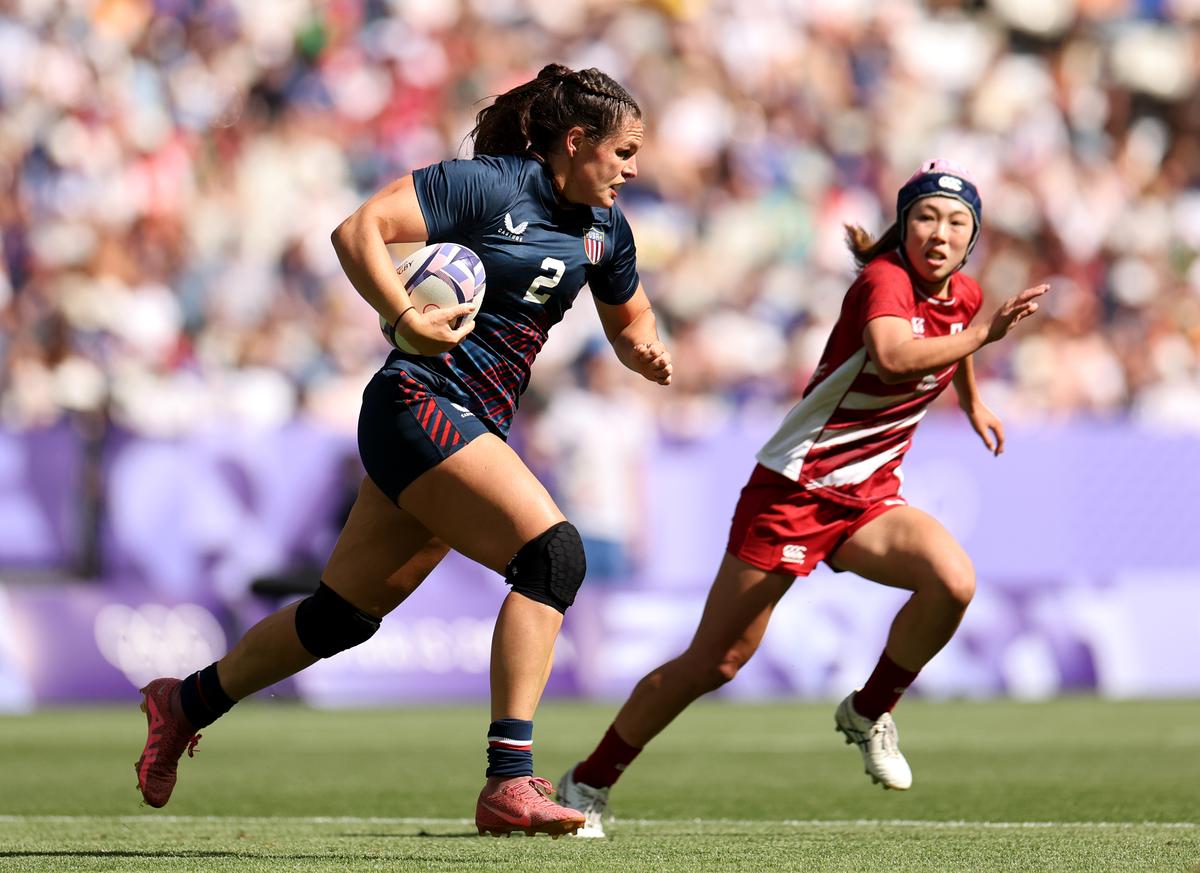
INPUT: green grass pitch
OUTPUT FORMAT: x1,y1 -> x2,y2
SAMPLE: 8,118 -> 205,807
1,698 -> 1197,872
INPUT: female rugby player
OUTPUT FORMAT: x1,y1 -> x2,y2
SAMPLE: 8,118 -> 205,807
557,160 -> 1047,837
135,64 -> 672,838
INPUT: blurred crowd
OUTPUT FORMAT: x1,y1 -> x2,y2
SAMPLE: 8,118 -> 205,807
4,0 -> 1200,443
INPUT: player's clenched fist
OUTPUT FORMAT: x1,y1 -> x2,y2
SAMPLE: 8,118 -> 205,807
632,341 -> 673,385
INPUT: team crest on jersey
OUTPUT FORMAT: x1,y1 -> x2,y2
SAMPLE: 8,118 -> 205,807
584,226 -> 605,264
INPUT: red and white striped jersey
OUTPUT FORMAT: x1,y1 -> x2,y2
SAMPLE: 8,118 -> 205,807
757,252 -> 983,507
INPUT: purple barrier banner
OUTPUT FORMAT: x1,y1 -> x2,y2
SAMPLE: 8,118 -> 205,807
3,566 -> 1197,711
641,415 -> 1200,588
293,552 -> 583,707
0,562 -> 584,709
98,422 -> 356,599
569,569 -> 1200,701
0,426 -> 81,569
0,582 -> 229,710
2,417 -> 1197,709
7,418 -> 1198,595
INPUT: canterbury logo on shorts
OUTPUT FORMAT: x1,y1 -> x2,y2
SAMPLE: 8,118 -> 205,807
781,544 -> 808,565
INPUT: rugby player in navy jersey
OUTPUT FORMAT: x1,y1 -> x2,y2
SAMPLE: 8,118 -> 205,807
135,64 -> 672,837
557,161 -> 1048,837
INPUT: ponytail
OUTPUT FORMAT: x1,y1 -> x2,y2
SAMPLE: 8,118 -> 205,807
471,64 -> 641,159
844,222 -> 901,270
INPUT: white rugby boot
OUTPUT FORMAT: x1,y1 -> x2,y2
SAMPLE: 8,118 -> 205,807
555,764 -> 610,838
834,692 -> 913,791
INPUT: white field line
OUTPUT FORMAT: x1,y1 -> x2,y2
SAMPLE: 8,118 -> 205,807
0,816 -> 1194,830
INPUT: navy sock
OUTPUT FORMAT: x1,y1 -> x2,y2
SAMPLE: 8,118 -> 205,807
486,719 -> 533,777
178,663 -> 237,729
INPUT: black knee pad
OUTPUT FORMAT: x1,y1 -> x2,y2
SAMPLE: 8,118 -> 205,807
294,582 -> 382,658
505,521 -> 586,614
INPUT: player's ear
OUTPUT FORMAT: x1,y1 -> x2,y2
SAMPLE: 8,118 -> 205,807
564,126 -> 587,158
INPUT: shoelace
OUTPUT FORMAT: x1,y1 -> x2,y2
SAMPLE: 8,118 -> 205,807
185,734 -> 202,758
870,719 -> 900,756
527,777 -> 555,799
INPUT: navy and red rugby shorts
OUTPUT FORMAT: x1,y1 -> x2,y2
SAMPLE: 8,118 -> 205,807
726,464 -> 907,576
357,361 -> 497,503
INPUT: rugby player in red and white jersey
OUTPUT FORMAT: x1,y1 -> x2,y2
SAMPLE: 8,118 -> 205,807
556,160 -> 1048,836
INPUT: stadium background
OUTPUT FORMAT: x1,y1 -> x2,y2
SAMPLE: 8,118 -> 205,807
2,0 -> 1199,714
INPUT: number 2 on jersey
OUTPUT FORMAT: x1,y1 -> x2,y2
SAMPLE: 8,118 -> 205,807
522,257 -> 566,304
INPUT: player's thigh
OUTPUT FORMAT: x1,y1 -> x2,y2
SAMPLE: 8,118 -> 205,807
323,475 -> 450,616
830,505 -> 973,594
686,553 -> 794,662
396,433 -> 565,574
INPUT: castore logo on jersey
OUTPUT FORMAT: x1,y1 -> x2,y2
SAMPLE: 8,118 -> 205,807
501,213 -> 528,241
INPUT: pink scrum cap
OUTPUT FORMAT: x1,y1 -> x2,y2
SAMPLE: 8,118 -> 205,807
896,159 -> 984,256
902,158 -> 979,188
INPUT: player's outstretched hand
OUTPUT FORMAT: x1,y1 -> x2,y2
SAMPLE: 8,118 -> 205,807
986,283 -> 1048,344
396,303 -> 477,355
963,400 -> 1005,456
632,341 -> 673,385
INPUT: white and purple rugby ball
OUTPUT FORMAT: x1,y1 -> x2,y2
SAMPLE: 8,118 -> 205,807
380,242 -> 486,354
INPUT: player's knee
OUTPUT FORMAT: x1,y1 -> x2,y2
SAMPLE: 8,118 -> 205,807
505,521 -> 586,614
294,582 -> 382,658
713,652 -> 749,687
937,555 -> 976,610
689,646 -> 754,692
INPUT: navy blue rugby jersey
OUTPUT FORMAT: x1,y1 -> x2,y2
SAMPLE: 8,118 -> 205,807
384,154 -> 639,436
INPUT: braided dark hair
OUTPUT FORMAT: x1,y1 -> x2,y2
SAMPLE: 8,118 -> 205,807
471,64 -> 641,158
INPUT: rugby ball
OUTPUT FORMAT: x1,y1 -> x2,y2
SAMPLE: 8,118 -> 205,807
380,243 -> 486,354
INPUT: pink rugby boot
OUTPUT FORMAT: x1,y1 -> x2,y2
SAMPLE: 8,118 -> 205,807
134,678 -> 201,807
475,775 -> 586,838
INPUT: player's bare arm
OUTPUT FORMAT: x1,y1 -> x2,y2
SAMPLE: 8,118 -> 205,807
864,283 -> 1048,384
331,175 -> 475,355
595,284 -> 673,386
953,355 -> 1004,456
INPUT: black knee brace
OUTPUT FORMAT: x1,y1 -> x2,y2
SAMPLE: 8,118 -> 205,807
294,582 -> 382,658
505,521 -> 586,614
